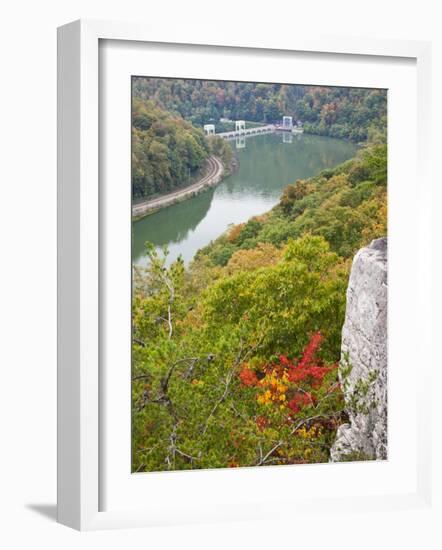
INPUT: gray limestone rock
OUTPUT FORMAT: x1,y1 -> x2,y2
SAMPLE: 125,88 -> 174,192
330,238 -> 388,461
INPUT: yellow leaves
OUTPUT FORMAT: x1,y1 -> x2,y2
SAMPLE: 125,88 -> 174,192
225,243 -> 281,275
257,390 -> 272,406
295,425 -> 322,439
226,223 -> 245,243
360,188 -> 387,245
256,373 -> 287,407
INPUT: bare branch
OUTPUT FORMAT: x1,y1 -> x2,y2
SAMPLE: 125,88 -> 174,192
157,268 -> 175,340
161,356 -> 206,394
132,374 -> 151,382
201,340 -> 246,436
132,338 -> 146,348
256,413 -> 330,466
201,336 -> 265,437
175,447 -> 199,462
165,423 -> 178,470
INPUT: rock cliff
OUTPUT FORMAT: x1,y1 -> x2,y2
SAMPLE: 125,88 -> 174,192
330,238 -> 388,461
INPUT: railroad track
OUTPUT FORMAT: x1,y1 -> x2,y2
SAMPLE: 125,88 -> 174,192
132,156 -> 223,218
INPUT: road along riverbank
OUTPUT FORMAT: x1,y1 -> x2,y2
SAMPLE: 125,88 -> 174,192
132,156 -> 224,219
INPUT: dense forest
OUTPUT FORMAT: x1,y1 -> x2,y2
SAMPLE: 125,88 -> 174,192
131,79 -> 387,202
132,98 -> 233,200
133,77 -> 387,141
132,140 -> 387,471
197,143 -> 387,265
132,98 -> 210,200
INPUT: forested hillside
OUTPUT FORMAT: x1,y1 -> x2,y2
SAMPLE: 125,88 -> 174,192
133,77 -> 387,141
197,143 -> 387,265
132,98 -> 210,200
132,141 -> 387,471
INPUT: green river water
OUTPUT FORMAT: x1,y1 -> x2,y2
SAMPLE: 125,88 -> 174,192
132,133 -> 357,266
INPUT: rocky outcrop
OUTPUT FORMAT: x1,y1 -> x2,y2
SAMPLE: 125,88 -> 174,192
330,238 -> 388,461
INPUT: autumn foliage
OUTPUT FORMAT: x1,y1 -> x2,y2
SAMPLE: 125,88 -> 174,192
131,140 -> 387,471
239,332 -> 342,462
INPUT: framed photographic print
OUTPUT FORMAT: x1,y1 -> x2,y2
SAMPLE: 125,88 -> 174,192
57,20 -> 432,530
130,75 -> 386,474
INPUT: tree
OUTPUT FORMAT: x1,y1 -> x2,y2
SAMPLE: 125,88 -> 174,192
132,98 -> 209,200
132,77 -> 387,143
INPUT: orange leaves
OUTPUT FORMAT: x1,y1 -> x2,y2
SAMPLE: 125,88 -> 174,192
226,223 -> 244,243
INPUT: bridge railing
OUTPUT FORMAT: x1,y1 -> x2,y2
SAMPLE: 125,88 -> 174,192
216,124 -> 275,139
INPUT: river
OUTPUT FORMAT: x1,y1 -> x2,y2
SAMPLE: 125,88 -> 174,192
132,133 -> 358,266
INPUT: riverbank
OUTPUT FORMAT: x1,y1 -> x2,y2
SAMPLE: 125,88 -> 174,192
132,156 -> 225,219
132,133 -> 358,266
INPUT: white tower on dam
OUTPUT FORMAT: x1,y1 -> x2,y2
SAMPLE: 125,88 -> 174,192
235,120 -> 246,133
282,116 -> 293,130
203,124 -> 215,136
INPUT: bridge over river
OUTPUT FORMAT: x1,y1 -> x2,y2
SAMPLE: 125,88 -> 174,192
216,124 -> 276,140
206,117 -> 304,141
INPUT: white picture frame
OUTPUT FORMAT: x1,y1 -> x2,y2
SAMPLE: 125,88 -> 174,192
57,19 -> 432,531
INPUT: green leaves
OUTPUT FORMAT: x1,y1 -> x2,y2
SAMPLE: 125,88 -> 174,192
132,98 -> 209,200
202,235 -> 347,362
131,140 -> 387,473
132,77 -> 386,143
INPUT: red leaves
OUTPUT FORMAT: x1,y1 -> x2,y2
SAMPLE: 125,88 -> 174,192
234,331 -> 343,465
287,392 -> 314,413
279,354 -> 292,368
286,332 -> 331,386
288,364 -> 330,385
239,332 -> 338,417
239,366 -> 259,387
297,331 -> 323,370
240,331 -> 331,390
255,415 -> 268,431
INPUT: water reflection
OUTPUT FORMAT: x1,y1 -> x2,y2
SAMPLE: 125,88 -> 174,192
133,133 -> 358,266
132,187 -> 215,263
236,136 -> 246,149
